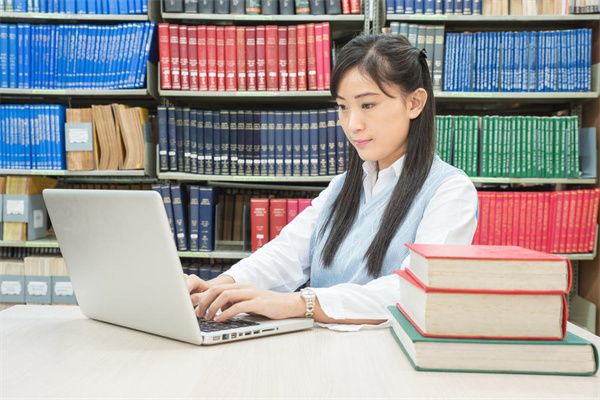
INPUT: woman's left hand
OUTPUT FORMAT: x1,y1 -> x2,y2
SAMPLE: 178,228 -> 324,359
195,283 -> 304,322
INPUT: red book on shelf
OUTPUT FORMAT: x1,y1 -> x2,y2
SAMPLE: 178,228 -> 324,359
297,198 -> 312,213
487,193 -> 497,245
305,23 -> 317,91
499,192 -> 508,246
540,192 -> 550,253
476,192 -> 488,245
314,23 -> 324,91
569,190 -> 582,254
269,198 -> 287,240
225,26 -> 237,91
548,192 -> 560,253
588,189 -> 600,252
504,192 -> 514,247
265,25 -> 279,91
518,193 -> 528,248
341,0 -> 351,14
187,26 -> 199,91
296,24 -> 307,91
256,26 -> 267,91
236,27 -> 247,91
534,193 -> 545,251
287,25 -> 297,91
197,26 -> 208,91
524,193 -> 535,250
245,27 -> 257,91
349,0 -> 360,13
206,26 -> 217,91
494,193 -> 503,246
559,191 -> 571,254
251,198 -> 270,252
216,26 -> 226,92
322,22 -> 330,90
168,24 -> 181,90
581,190 -> 593,253
277,26 -> 288,91
287,198 -> 298,224
158,23 -> 171,90
178,25 -> 190,91
511,193 -> 521,246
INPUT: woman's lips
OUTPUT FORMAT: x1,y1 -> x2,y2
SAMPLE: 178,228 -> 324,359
354,139 -> 371,147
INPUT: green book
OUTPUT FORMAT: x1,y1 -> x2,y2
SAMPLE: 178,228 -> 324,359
388,306 -> 599,376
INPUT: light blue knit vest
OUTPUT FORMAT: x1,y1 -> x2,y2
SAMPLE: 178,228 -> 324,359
309,155 -> 466,288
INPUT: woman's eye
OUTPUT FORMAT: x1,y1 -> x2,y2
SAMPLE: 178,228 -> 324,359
337,104 -> 347,111
362,103 -> 374,109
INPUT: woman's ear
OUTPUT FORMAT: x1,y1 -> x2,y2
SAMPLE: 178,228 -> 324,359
407,88 -> 428,120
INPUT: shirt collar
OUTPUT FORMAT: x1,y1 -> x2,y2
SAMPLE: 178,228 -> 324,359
361,155 -> 406,179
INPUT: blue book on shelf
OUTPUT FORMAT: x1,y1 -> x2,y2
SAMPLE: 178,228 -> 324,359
219,109 -> 229,175
309,110 -> 320,176
228,110 -> 238,175
203,111 -> 214,175
14,0 -> 27,11
537,31 -> 545,92
141,0 -> 147,12
301,110 -> 310,176
274,111 -> 285,176
336,116 -> 346,174
326,108 -> 336,176
57,105 -> 66,169
415,0 -> 423,13
175,107 -> 184,171
197,110 -> 206,175
252,110 -> 261,176
549,30 -> 557,92
462,0 -> 470,14
7,25 -> 17,89
454,0 -> 462,14
30,26 -> 38,88
198,186 -> 215,252
386,0 -> 395,14
292,111 -> 301,177
0,25 -> 8,89
190,109 -> 198,174
188,185 -> 200,252
472,0 -> 480,14
244,110 -> 254,176
267,111 -> 276,176
167,107 -> 177,171
260,111 -> 268,176
86,0 -> 96,12
127,23 -> 143,87
65,0 -> 76,12
138,23 -> 155,88
395,0 -> 404,13
108,0 -> 118,12
154,184 -> 176,244
404,0 -> 414,13
424,0 -> 434,14
283,111 -> 293,176
212,111 -> 221,175
444,0 -> 453,14
183,107 -> 192,173
170,183 -> 188,251
76,0 -> 86,12
443,33 -> 453,91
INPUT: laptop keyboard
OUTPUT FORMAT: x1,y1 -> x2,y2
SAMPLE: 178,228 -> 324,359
198,317 -> 260,333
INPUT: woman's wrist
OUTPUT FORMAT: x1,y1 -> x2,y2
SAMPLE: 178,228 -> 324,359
209,274 -> 235,286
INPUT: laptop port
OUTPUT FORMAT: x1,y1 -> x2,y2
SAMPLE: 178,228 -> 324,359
253,330 -> 260,334
213,336 -> 220,341
262,328 -> 275,333
245,332 -> 252,336
222,334 -> 229,340
231,333 -> 237,339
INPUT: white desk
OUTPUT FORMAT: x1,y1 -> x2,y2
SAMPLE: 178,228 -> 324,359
1,305 -> 599,399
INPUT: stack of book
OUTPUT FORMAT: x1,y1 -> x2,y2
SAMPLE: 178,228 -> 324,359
388,244 -> 598,375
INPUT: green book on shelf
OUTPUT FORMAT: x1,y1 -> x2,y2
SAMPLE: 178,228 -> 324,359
388,305 -> 599,376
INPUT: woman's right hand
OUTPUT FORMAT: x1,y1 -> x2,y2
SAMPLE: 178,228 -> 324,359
185,274 -> 235,309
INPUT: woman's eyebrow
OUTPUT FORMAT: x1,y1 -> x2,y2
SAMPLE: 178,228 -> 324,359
336,92 -> 381,100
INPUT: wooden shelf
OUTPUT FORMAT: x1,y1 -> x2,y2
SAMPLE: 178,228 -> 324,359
471,177 -> 597,185
0,11 -> 150,23
158,89 -> 334,102
158,172 -> 335,183
385,14 -> 600,28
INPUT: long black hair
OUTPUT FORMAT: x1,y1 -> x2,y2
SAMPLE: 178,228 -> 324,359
319,34 -> 436,278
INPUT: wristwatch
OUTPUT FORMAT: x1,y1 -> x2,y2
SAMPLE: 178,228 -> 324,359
300,288 -> 316,319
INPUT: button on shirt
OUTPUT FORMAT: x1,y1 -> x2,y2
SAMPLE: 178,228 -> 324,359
224,156 -> 478,331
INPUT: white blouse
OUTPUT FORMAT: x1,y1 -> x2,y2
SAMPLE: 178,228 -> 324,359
224,156 -> 479,330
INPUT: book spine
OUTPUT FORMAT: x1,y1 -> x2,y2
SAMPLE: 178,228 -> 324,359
287,25 -> 298,91
156,184 -> 176,244
269,198 -> 287,240
204,110 -> 214,175
168,24 -> 181,90
199,187 -> 215,251
188,185 -> 200,252
188,26 -> 199,91
190,109 -> 198,174
306,23 -> 317,90
179,25 -> 190,91
220,110 -> 230,175
212,111 -> 221,175
287,198 -> 298,223
230,111 -> 239,175
206,25 -> 217,91
265,25 -> 279,91
274,111 -> 285,176
301,110 -> 310,176
314,23 -> 324,91
296,24 -> 307,91
267,111 -> 276,175
284,111 -> 293,176
216,26 -> 225,91
167,107 -> 177,171
251,198 -> 269,252
256,25 -> 267,91
322,22 -> 331,90
158,24 -> 172,90
245,0 -> 261,13
225,26 -> 237,91
183,107 -> 191,173
278,26 -> 288,91
197,26 -> 208,91
326,108 -> 336,175
236,27 -> 247,91
246,26 -> 257,91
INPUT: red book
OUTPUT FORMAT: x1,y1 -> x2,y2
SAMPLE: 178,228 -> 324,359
158,23 -> 171,90
524,193 -> 535,250
187,26 -> 199,91
225,26 -> 237,91
477,192 -> 490,245
395,264 -> 568,340
341,0 -> 351,14
305,23 -> 317,91
168,24 -> 181,90
251,198 -> 270,252
216,26 -> 226,92
588,189 -> 600,252
236,27 -> 247,91
245,27 -> 257,91
314,23 -> 324,91
580,190 -> 592,253
571,190 -> 584,253
471,195 -> 481,245
534,193 -> 545,252
540,192 -> 551,253
499,192 -> 509,246
297,198 -> 312,213
197,26 -> 208,91
487,193 -> 497,245
548,192 -> 560,253
518,193 -> 528,248
287,198 -> 298,224
178,25 -> 190,91
322,22 -> 331,90
269,199 -> 287,240
504,192 -> 514,247
349,0 -> 360,13
256,26 -> 267,91
287,26 -> 297,91
551,192 -> 564,253
493,192 -> 503,246
277,26 -> 288,91
206,26 -> 217,91
265,25 -> 279,91
511,193 -> 521,246
559,191 -> 571,253
296,24 -> 307,91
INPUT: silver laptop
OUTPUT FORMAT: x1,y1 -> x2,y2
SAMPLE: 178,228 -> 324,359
43,189 -> 313,345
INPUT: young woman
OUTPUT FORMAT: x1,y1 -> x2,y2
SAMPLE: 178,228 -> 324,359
185,34 -> 478,329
